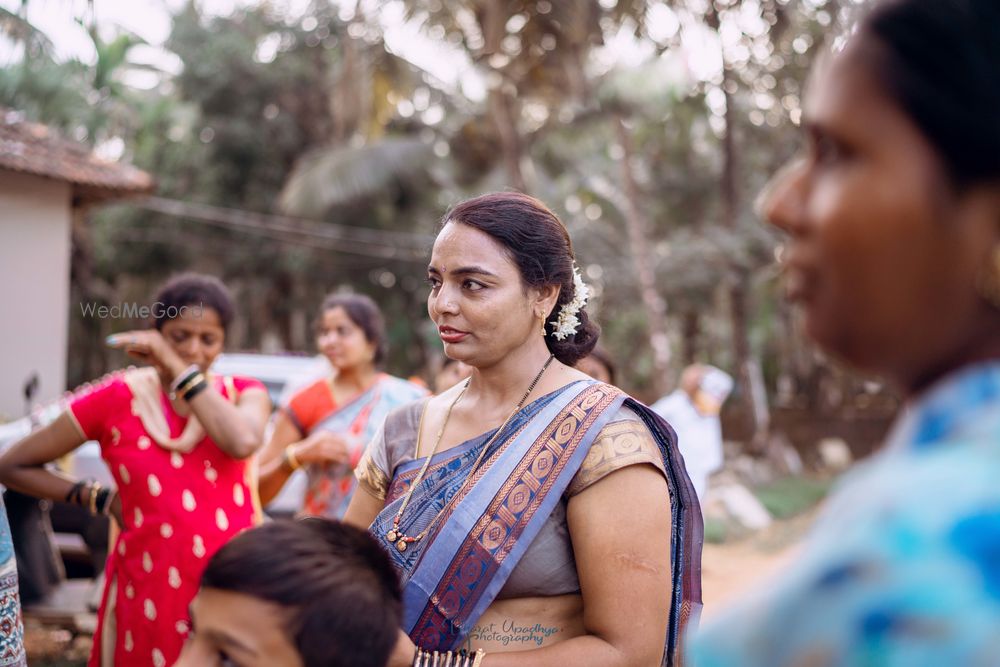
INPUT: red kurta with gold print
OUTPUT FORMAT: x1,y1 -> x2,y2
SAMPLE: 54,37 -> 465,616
68,371 -> 263,667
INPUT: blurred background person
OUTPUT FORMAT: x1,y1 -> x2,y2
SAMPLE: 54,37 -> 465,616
575,345 -> 617,386
432,355 -> 473,394
175,518 -> 402,667
0,273 -> 271,667
689,0 -> 1000,664
652,364 -> 733,504
257,294 -> 426,518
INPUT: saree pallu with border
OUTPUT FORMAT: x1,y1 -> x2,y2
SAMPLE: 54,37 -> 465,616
303,376 -> 426,518
371,380 -> 703,666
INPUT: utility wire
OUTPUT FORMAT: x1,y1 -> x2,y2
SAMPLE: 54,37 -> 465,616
119,196 -> 435,262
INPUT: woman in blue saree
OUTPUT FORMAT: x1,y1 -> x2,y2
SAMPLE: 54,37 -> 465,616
345,192 -> 702,667
258,294 -> 427,518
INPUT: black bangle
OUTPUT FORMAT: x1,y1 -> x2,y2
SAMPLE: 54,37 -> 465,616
65,480 -> 88,506
182,378 -> 209,402
95,487 -> 112,515
170,364 -> 201,394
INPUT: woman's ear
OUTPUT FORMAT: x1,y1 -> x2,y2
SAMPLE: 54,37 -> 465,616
531,284 -> 561,319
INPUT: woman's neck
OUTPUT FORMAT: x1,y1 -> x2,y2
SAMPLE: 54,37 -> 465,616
466,342 -> 555,409
333,363 -> 378,393
900,317 -> 1000,398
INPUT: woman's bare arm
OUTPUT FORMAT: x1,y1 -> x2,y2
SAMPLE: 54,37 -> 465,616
0,413 -> 90,505
342,485 -> 385,530
187,384 -> 270,460
256,412 -> 304,505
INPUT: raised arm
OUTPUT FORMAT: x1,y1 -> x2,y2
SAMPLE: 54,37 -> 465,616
256,411 -> 305,505
108,330 -> 269,459
186,379 -> 270,460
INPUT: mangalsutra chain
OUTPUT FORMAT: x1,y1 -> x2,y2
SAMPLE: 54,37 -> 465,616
387,355 -> 555,552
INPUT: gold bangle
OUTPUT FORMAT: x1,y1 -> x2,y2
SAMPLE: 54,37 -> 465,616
471,649 -> 485,667
170,364 -> 200,393
284,445 -> 302,471
88,482 -> 102,516
174,371 -> 204,396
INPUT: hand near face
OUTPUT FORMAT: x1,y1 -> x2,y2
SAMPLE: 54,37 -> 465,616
106,330 -> 187,380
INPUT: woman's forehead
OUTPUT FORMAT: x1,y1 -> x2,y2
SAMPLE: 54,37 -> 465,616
163,306 -> 223,332
429,222 -> 516,274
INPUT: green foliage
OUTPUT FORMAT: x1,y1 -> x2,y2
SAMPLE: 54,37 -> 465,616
703,517 -> 729,545
754,476 -> 833,520
2,0 -> 859,411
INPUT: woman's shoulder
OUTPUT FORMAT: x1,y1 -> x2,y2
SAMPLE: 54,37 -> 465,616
383,396 -> 429,437
72,368 -> 142,403
567,402 -> 664,497
284,376 -> 335,413
288,376 -> 333,402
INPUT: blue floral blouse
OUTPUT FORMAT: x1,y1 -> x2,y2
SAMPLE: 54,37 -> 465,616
687,362 -> 1000,667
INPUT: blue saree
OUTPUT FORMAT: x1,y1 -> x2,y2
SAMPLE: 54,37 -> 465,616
369,380 -> 703,666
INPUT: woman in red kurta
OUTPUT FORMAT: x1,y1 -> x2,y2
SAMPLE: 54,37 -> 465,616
0,274 -> 270,667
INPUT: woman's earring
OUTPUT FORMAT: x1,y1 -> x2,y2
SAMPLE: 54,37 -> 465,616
976,244 -> 1000,310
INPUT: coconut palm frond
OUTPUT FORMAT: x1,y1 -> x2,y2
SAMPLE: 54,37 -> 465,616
278,137 -> 434,218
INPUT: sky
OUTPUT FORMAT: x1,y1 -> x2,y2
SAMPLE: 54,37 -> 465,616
0,0 -> 714,102
0,0 -> 490,97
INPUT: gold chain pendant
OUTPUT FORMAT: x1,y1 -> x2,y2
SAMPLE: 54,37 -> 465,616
396,540 -> 408,553
386,529 -> 398,542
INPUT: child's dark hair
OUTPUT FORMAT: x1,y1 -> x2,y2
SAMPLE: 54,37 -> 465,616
200,519 -> 402,667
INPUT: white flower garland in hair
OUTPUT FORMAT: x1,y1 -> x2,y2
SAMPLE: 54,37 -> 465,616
550,265 -> 591,341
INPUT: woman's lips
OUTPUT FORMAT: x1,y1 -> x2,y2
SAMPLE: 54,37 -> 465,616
783,267 -> 816,305
780,249 -> 815,304
438,326 -> 469,343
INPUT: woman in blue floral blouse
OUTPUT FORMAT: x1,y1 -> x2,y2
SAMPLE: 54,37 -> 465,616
688,1 -> 1000,666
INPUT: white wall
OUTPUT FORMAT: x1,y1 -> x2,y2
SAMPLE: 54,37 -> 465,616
0,171 -> 72,421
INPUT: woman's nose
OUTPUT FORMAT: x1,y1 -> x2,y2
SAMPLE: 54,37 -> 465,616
433,287 -> 459,315
758,157 -> 809,235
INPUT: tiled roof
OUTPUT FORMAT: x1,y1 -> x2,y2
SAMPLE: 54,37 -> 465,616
0,108 -> 153,204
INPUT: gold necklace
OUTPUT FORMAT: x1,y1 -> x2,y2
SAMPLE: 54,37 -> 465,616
386,354 -> 555,552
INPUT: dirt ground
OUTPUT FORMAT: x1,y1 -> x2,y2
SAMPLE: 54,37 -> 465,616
23,511 -> 816,664
700,509 -> 816,620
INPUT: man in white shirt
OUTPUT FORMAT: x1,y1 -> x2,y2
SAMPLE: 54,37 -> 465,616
651,365 -> 733,504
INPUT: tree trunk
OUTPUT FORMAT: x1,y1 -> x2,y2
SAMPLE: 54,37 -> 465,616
710,1 -> 769,450
477,2 -> 528,192
614,113 -> 672,395
681,309 -> 701,366
488,89 -> 527,192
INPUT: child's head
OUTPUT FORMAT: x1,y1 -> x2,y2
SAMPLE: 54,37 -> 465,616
175,519 -> 401,667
